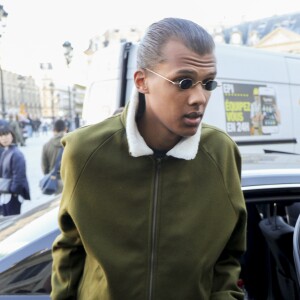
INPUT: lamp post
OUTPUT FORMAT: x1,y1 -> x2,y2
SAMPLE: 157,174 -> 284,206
62,41 -> 73,124
49,81 -> 55,121
62,41 -> 73,66
0,5 -> 8,119
17,75 -> 26,115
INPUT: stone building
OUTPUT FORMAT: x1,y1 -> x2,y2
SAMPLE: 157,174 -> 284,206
39,61 -> 85,122
212,11 -> 300,54
0,69 -> 41,119
40,80 -> 85,122
84,27 -> 143,56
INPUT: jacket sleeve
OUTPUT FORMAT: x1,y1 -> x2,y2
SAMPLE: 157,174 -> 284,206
210,144 -> 247,300
51,207 -> 86,300
51,133 -> 86,300
10,151 -> 27,194
210,206 -> 247,300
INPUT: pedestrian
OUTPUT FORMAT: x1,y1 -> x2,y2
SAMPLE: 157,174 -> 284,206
0,118 -> 9,158
32,117 -> 42,137
0,118 -> 8,127
8,114 -> 25,146
51,17 -> 247,300
26,114 -> 34,138
0,125 -> 30,216
74,113 -> 80,129
64,116 -> 71,132
41,121 -> 49,135
41,119 -> 66,194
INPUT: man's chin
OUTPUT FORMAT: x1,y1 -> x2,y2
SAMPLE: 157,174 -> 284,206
180,125 -> 201,138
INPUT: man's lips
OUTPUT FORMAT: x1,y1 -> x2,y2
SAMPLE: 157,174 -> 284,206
183,112 -> 203,127
184,112 -> 203,119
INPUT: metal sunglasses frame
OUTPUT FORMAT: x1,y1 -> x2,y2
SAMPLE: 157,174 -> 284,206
145,68 -> 221,91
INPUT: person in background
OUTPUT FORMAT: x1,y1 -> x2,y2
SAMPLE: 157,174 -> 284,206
63,116 -> 71,133
0,118 -> 8,127
0,125 -> 30,216
41,119 -> 66,194
74,113 -> 80,129
26,115 -> 34,138
51,18 -> 247,300
41,121 -> 49,135
8,114 -> 25,146
32,117 -> 42,137
0,118 -> 9,158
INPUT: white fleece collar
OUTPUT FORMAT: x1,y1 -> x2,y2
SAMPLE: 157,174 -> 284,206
126,89 -> 202,160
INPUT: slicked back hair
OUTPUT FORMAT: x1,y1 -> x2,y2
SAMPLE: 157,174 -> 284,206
137,17 -> 215,69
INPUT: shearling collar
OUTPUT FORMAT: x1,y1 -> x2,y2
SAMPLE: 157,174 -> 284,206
125,89 -> 202,160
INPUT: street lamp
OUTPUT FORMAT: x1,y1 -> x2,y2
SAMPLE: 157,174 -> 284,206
0,5 -> 8,119
62,41 -> 73,127
62,41 -> 73,66
17,75 -> 26,115
49,82 -> 55,121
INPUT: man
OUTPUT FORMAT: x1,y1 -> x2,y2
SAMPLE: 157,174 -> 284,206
41,119 -> 66,194
63,116 -> 71,132
51,18 -> 247,300
8,114 -> 25,146
0,118 -> 9,158
74,113 -> 80,129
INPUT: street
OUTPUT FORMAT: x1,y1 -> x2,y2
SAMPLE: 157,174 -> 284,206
19,132 -> 59,214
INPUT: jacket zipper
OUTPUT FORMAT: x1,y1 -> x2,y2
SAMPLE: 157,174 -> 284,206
148,157 -> 162,300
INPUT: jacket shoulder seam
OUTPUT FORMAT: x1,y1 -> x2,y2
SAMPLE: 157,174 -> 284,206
69,127 -> 125,201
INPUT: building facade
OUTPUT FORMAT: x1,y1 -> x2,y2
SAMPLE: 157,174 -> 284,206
40,80 -> 85,122
84,27 -> 143,56
212,12 -> 300,54
0,69 -> 41,120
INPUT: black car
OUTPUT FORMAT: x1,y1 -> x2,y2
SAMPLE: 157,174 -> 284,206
0,198 -> 60,299
241,152 -> 300,300
0,153 -> 300,300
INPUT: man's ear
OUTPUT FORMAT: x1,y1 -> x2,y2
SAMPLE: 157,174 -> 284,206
134,69 -> 149,94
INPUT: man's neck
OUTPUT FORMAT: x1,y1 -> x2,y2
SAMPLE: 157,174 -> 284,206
136,117 -> 181,152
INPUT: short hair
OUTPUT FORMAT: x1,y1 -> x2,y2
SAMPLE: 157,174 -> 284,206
0,125 -> 17,145
137,17 -> 215,69
54,119 -> 66,132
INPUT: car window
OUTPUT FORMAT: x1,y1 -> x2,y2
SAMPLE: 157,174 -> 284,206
0,249 -> 52,295
241,186 -> 300,299
0,199 -> 60,259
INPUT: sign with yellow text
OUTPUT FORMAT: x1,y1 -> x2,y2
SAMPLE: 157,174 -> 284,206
223,83 -> 281,136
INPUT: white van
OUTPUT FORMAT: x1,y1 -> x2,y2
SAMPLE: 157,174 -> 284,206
82,42 -> 300,154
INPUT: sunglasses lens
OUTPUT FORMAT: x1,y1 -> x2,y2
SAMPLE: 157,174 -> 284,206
204,80 -> 218,91
179,79 -> 193,89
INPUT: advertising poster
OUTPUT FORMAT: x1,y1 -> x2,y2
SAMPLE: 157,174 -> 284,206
222,83 -> 281,136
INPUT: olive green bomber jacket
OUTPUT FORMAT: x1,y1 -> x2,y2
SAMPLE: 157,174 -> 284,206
51,94 -> 247,300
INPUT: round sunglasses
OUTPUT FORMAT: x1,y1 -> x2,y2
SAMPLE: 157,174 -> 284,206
145,68 -> 220,91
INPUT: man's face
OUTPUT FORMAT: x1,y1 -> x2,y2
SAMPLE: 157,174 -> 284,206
142,39 -> 217,139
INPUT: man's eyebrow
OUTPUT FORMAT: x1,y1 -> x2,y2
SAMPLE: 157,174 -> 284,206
175,69 -> 197,76
175,69 -> 217,77
206,72 -> 217,78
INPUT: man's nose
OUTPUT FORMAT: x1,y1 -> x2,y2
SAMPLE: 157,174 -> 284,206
187,85 -> 209,106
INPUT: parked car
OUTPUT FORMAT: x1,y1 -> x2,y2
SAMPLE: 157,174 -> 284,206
0,198 -> 60,299
0,153 -> 300,299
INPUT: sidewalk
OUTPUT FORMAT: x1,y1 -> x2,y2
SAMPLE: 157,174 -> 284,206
19,133 -> 59,214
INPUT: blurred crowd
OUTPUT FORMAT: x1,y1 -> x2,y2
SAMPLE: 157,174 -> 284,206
0,114 -> 44,147
0,113 -> 80,217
